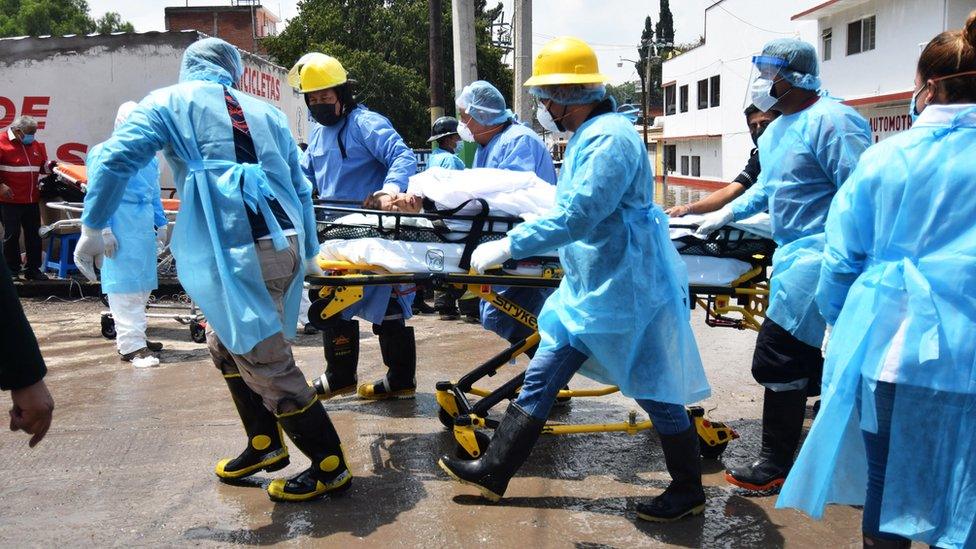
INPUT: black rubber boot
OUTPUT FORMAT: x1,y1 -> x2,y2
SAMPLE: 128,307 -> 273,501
268,400 -> 352,502
358,325 -> 417,400
435,289 -> 460,320
726,388 -> 807,492
215,375 -> 290,480
862,533 -> 911,548
636,425 -> 706,522
437,402 -> 545,502
313,319 -> 359,399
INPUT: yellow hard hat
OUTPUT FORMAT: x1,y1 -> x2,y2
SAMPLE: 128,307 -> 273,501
288,52 -> 348,93
523,36 -> 608,87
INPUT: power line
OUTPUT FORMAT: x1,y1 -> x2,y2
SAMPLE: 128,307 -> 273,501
715,4 -> 797,36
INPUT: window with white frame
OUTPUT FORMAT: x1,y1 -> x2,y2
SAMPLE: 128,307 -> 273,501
822,28 -> 832,61
680,155 -> 689,175
691,156 -> 701,177
847,16 -> 876,56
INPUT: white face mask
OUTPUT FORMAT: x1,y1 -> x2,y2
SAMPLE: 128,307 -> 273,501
536,103 -> 572,139
750,77 -> 779,113
457,121 -> 476,143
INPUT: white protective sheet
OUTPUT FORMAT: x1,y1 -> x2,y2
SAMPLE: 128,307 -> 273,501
319,238 -> 551,276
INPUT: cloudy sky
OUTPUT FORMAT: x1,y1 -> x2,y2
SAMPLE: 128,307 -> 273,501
86,0 -> 712,84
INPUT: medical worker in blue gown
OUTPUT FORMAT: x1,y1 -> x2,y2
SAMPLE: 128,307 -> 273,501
696,38 -> 871,494
455,80 -> 557,354
95,101 -> 168,368
778,15 -> 976,548
438,37 -> 711,523
74,38 -> 351,503
426,116 -> 465,171
290,53 -> 420,401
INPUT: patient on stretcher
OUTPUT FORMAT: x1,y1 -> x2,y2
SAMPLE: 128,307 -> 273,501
362,167 -> 556,219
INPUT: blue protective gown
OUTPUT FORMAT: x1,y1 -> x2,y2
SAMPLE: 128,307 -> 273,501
95,153 -> 167,295
474,122 -> 557,341
507,112 -> 709,403
777,105 -> 976,548
302,105 -> 416,325
730,97 -> 871,346
82,54 -> 318,355
473,122 -> 557,183
427,148 -> 465,171
301,105 -> 417,199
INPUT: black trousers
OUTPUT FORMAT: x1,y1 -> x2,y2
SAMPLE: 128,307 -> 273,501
751,318 -> 824,397
1,203 -> 41,272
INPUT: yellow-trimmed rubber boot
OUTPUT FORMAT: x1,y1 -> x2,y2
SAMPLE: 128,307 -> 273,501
313,320 -> 359,400
215,375 -> 289,480
358,325 -> 416,400
268,399 -> 352,502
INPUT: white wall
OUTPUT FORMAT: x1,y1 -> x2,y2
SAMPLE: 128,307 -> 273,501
817,0 -> 976,100
661,0 -> 815,183
0,34 -> 307,186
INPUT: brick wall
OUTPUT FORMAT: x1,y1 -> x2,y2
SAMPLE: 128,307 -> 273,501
164,7 -> 275,54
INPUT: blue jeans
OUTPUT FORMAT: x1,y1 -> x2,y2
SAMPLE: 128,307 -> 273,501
515,345 -> 691,435
861,380 -> 910,542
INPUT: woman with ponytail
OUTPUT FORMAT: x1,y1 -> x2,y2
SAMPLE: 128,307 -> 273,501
776,12 -> 976,549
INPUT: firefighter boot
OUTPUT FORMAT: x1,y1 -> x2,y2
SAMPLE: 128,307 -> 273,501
215,374 -> 290,479
268,399 -> 353,502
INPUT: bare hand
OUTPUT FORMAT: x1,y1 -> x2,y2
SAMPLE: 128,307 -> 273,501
9,379 -> 54,448
0,184 -> 13,200
665,204 -> 690,217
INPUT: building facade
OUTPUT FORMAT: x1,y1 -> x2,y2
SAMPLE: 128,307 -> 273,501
164,2 -> 279,56
660,0 -> 816,188
794,0 -> 976,144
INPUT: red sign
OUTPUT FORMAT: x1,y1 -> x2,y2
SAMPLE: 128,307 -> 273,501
238,66 -> 281,103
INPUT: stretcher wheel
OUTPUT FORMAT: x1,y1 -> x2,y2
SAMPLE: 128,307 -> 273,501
190,321 -> 207,344
308,287 -> 324,303
454,430 -> 491,460
306,298 -> 331,330
699,439 -> 728,460
100,315 -> 116,340
438,407 -> 457,429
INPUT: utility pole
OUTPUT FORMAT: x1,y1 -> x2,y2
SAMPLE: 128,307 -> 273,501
512,0 -> 532,123
452,0 -> 478,166
429,0 -> 445,125
452,0 -> 478,93
643,39 -> 653,150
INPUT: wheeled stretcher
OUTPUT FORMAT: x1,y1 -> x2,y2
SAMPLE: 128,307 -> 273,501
306,205 -> 771,460
38,163 -> 208,343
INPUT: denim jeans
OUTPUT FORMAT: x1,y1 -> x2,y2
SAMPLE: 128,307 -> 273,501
860,379 -> 909,542
515,344 -> 691,435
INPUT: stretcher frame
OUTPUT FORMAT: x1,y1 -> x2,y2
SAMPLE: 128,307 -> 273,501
306,267 -> 743,460
40,201 -> 209,343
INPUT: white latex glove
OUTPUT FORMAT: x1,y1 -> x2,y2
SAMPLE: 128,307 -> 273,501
821,324 -> 832,358
470,237 -> 512,274
694,206 -> 734,238
304,257 -> 324,277
156,224 -> 168,245
102,227 -> 118,259
74,225 -> 105,282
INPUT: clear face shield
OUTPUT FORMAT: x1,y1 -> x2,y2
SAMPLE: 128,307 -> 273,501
744,55 -> 790,113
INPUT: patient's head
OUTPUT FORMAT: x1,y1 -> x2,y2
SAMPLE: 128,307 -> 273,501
361,193 -> 423,213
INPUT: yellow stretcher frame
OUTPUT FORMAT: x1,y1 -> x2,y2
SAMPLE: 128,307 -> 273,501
306,260 -> 752,460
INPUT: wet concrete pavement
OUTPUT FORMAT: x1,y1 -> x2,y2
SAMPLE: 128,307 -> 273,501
1,297 -> 867,547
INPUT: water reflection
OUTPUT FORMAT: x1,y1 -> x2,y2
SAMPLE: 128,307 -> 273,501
654,180 -> 710,209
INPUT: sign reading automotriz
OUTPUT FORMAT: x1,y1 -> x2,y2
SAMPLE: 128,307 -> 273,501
0,31 -> 307,184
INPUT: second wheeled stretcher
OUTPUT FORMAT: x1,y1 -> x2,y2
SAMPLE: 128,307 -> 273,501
306,203 -> 774,460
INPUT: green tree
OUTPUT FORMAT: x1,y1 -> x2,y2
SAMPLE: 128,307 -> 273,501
0,0 -> 133,37
655,0 -> 675,58
606,81 -> 639,106
263,0 -> 513,147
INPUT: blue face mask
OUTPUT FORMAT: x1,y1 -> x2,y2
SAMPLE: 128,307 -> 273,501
20,133 -> 35,145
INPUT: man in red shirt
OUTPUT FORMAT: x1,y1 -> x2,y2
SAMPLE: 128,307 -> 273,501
0,116 -> 50,280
